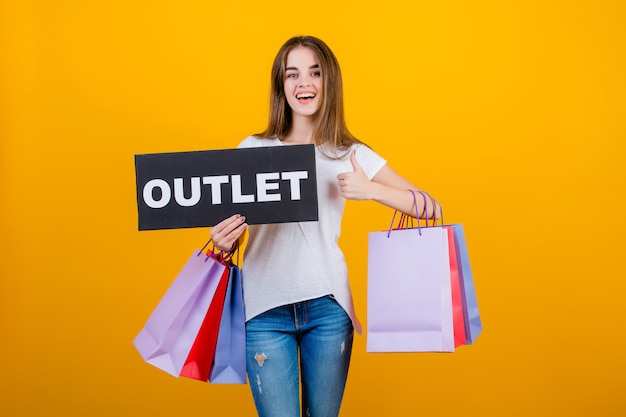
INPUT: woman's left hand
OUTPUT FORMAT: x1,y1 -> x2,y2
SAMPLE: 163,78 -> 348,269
337,151 -> 372,200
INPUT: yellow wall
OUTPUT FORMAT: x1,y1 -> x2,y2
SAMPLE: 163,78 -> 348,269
2,1 -> 625,416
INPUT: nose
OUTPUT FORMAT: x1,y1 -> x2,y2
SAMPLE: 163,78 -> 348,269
298,74 -> 312,87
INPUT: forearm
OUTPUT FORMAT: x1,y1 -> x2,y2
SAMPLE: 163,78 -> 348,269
337,156 -> 441,220
369,182 -> 440,220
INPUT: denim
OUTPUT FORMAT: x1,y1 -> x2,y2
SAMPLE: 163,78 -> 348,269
245,295 -> 354,417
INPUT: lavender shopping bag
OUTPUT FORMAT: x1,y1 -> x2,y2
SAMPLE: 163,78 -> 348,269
133,248 -> 227,377
449,224 -> 482,344
367,226 -> 454,352
209,264 -> 247,384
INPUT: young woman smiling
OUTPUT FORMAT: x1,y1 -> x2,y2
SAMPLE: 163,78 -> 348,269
210,35 -> 441,417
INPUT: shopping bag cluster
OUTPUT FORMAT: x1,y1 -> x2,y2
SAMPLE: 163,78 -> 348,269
367,194 -> 482,353
133,242 -> 246,383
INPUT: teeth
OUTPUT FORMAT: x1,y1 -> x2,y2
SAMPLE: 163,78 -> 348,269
297,93 -> 315,99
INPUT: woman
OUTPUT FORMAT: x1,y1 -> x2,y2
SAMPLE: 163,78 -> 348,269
210,35 -> 441,417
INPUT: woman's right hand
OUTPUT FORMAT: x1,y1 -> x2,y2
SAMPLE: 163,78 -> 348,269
210,214 -> 248,251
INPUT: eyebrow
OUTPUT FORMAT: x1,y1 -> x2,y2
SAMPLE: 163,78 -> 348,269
285,64 -> 320,71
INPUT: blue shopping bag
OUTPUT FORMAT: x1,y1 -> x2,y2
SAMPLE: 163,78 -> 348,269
210,264 -> 247,384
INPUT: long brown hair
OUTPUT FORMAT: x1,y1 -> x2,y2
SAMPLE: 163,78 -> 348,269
255,36 -> 363,158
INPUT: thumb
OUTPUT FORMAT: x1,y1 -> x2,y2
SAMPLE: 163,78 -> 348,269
350,150 -> 362,172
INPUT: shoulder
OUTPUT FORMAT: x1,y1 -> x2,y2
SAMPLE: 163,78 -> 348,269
318,141 -> 375,160
238,135 -> 280,149
351,142 -> 384,161
350,142 -> 387,179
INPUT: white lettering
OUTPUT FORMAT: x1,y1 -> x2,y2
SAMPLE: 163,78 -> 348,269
231,175 -> 255,203
143,179 -> 171,208
281,171 -> 308,200
174,177 -> 201,207
143,170 -> 310,209
202,175 -> 229,204
256,173 -> 281,202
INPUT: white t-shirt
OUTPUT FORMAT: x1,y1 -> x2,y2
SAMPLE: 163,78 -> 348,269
237,136 -> 386,334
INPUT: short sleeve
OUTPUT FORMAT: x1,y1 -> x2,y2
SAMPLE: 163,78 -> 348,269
354,143 -> 387,180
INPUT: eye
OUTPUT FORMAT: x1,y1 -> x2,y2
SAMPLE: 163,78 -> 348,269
311,71 -> 321,78
286,73 -> 298,79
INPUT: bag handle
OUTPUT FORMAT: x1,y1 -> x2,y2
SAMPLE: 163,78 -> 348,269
197,239 -> 238,264
217,240 -> 239,264
387,190 -> 423,237
416,190 -> 444,227
199,239 -> 213,255
386,189 -> 444,237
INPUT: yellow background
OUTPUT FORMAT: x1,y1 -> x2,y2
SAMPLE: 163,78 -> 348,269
2,0 -> 625,416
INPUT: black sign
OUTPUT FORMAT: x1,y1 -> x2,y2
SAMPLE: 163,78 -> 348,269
135,145 -> 318,230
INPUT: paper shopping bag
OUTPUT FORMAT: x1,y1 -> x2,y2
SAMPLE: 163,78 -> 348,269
133,249 -> 227,377
444,226 -> 467,347
179,263 -> 231,382
210,264 -> 247,384
449,224 -> 482,343
367,226 -> 454,352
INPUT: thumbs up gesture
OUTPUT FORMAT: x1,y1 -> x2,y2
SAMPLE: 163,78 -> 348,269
337,150 -> 372,200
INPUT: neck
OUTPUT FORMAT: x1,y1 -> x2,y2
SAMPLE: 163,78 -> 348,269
282,115 -> 315,145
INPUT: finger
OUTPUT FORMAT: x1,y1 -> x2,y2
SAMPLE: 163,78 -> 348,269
212,214 -> 243,234
210,215 -> 247,248
213,223 -> 247,251
222,215 -> 246,236
337,176 -> 348,190
224,222 -> 248,244
350,150 -> 362,172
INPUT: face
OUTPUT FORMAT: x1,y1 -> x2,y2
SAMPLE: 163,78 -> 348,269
283,46 -> 323,118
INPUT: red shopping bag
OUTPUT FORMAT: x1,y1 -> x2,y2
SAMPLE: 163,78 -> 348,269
179,262 -> 231,381
445,226 -> 467,347
448,224 -> 482,344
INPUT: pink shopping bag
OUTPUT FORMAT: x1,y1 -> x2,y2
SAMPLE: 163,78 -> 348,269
367,224 -> 454,352
133,245 -> 227,377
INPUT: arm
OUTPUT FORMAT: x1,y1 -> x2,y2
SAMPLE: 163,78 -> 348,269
337,151 -> 442,220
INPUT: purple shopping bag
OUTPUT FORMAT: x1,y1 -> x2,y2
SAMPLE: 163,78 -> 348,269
449,224 -> 482,344
367,225 -> 454,352
209,264 -> 247,384
133,247 -> 227,377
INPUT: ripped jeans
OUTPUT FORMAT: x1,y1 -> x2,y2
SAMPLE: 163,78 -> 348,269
245,295 -> 354,417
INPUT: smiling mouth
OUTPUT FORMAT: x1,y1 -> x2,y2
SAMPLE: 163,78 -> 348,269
296,93 -> 316,99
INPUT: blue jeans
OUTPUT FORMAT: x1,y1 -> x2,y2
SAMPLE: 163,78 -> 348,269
245,295 -> 354,417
